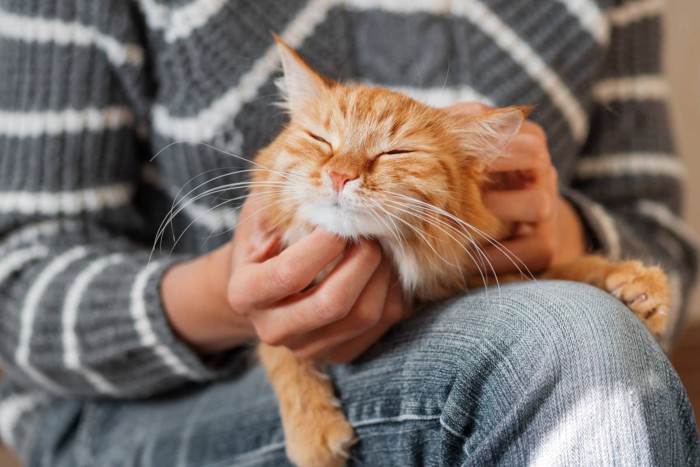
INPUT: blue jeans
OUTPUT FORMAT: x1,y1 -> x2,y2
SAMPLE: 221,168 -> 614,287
29,281 -> 698,466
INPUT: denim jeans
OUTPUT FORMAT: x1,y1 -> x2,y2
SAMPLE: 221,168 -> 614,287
28,281 -> 699,466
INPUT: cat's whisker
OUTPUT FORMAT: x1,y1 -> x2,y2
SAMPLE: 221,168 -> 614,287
151,185 -> 290,260
383,191 -> 535,282
153,181 -> 288,255
162,169 -> 296,245
172,168 -> 298,209
155,178 -> 290,246
381,197 -> 495,280
230,192 -> 310,236
380,197 -> 494,290
380,198 -> 490,291
358,198 -> 407,258
166,167 -> 253,243
150,140 -> 305,181
368,199 -> 461,270
155,189 -> 288,259
196,190 -> 306,249
381,196 -> 504,301
191,192 -> 306,244
170,188 -> 309,255
390,206 -> 474,289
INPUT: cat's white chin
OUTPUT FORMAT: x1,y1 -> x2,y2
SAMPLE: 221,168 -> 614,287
298,202 -> 388,239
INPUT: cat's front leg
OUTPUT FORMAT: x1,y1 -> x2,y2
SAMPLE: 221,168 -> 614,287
542,255 -> 670,334
258,343 -> 355,467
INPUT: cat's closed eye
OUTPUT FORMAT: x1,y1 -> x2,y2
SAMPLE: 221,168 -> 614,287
378,149 -> 416,157
306,131 -> 332,149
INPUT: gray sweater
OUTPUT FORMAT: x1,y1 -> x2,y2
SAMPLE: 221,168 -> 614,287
0,0 -> 697,458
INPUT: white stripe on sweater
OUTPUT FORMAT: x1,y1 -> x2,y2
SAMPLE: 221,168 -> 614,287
62,254 -> 125,396
0,106 -> 134,138
608,0 -> 664,27
180,198 -> 239,232
636,200 -> 700,251
130,262 -> 201,379
16,247 -> 89,393
386,84 -> 492,108
574,153 -> 685,180
344,0 -> 589,141
450,0 -> 588,141
557,0 -> 610,45
0,246 -> 49,284
0,222 -> 63,254
586,202 -> 621,260
0,184 -> 134,216
138,0 -> 228,42
0,10 -> 143,66
0,394 -> 42,450
592,75 -> 669,103
152,0 -> 335,141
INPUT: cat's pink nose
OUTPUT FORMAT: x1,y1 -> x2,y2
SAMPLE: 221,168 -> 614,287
328,170 -> 357,193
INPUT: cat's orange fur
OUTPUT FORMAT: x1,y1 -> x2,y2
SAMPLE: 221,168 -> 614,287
251,38 -> 670,467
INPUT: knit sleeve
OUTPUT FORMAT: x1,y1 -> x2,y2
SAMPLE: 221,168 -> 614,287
562,0 -> 699,347
0,0 -> 241,398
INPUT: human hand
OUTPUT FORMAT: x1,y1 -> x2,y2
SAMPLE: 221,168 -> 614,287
164,194 -> 404,360
226,194 -> 404,363
447,102 -> 586,275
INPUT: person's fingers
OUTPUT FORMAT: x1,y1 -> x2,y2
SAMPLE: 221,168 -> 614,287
520,120 -> 547,140
228,227 -> 347,313
482,189 -> 553,223
327,279 -> 404,364
480,233 -> 555,275
485,133 -> 550,174
252,241 -> 383,345
230,194 -> 280,264
287,259 -> 393,359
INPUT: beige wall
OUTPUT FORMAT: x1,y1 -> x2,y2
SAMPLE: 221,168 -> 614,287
665,1 -> 700,321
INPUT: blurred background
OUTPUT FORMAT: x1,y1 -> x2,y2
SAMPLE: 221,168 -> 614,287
667,0 -> 700,317
666,0 -> 700,426
1,2 -> 699,466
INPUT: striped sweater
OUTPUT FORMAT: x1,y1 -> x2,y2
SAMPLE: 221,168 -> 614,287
0,0 -> 697,459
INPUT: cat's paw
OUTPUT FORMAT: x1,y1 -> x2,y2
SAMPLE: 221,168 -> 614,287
285,399 -> 356,467
605,261 -> 670,334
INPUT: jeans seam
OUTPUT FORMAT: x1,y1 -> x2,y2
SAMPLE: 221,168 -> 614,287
218,441 -> 286,467
439,416 -> 466,440
351,413 -> 441,428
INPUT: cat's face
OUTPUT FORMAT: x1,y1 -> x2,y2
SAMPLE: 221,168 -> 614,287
258,38 -> 525,246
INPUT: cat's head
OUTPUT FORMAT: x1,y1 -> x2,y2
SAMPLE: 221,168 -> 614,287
257,37 -> 526,247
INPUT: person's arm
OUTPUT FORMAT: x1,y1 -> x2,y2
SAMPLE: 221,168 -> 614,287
0,0 -> 242,398
562,1 -> 698,346
0,0 -> 404,400
450,2 -> 697,348
162,193 -> 404,362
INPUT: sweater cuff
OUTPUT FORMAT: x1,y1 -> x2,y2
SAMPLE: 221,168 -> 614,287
143,257 -> 248,381
75,253 -> 248,397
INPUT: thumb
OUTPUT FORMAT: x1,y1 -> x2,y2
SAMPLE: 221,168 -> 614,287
233,195 -> 280,265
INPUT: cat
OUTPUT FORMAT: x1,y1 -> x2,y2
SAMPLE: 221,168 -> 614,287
250,36 -> 670,467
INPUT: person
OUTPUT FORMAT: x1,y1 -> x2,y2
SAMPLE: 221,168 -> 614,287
0,0 -> 697,465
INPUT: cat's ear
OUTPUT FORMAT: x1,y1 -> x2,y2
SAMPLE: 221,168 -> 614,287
454,106 -> 530,162
273,33 -> 328,112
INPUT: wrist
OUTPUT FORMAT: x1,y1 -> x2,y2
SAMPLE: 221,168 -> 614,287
161,243 -> 256,354
553,197 -> 586,267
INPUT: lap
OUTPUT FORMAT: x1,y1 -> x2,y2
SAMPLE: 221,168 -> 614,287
30,281 -> 693,466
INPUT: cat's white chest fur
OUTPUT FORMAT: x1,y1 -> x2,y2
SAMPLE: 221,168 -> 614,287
284,210 -> 422,295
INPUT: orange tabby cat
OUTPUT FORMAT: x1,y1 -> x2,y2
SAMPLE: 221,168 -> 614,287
252,37 -> 669,467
